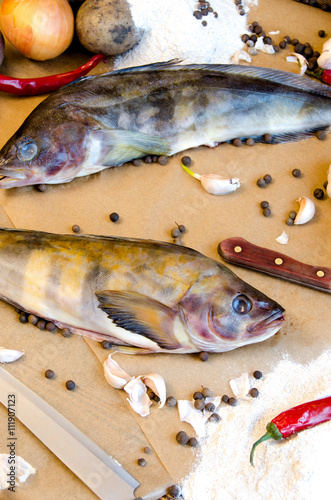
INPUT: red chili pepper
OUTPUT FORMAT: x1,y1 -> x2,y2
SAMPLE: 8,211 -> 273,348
0,54 -> 106,96
250,396 -> 331,466
321,69 -> 331,85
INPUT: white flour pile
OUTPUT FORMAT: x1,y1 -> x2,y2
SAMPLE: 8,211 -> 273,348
181,350 -> 331,500
115,0 -> 258,69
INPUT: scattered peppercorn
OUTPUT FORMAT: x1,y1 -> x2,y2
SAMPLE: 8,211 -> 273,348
167,485 -> 182,498
101,340 -> 112,349
137,458 -> 146,467
19,313 -> 28,324
144,156 -> 153,163
208,412 -> 221,423
205,402 -> 216,412
194,398 -> 205,410
257,178 -> 266,188
318,30 -> 326,38
250,388 -> 259,398
233,138 -> 243,147
28,314 -> 38,325
279,40 -> 287,49
37,320 -> 46,330
158,156 -> 168,165
61,328 -> 71,338
246,138 -> 255,146
222,395 -> 229,404
45,369 -> 54,379
292,168 -> 301,178
65,380 -> 75,391
228,397 -> 238,406
253,370 -> 263,379
201,387 -> 213,398
263,207 -> 271,217
144,446 -> 152,454
177,224 -> 186,233
176,430 -> 189,445
286,217 -> 294,226
71,224 -> 80,233
264,134 -> 273,144
188,437 -> 199,447
36,184 -> 47,192
46,322 -> 56,332
132,158 -> 141,166
193,391 -> 204,400
109,212 -> 119,222
260,200 -> 269,209
263,174 -> 272,184
199,351 -> 209,361
314,188 -> 324,200
289,210 -> 297,220
171,227 -> 181,238
316,130 -> 326,141
181,156 -> 191,166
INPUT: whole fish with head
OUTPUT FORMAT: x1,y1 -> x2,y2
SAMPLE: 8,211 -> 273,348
0,228 -> 285,353
0,61 -> 330,188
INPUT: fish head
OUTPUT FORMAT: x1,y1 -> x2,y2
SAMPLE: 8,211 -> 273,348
180,270 -> 285,352
0,108 -> 89,188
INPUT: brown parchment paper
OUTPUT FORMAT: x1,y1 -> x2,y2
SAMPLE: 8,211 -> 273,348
0,1 -> 330,499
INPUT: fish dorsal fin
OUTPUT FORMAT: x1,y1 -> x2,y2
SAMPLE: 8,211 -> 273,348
106,61 -> 331,99
96,290 -> 182,350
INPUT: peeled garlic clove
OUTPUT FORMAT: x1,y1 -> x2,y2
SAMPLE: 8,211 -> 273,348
0,347 -> 24,363
294,196 -> 316,225
200,174 -> 241,195
103,353 -> 132,389
143,373 -> 166,408
124,377 -> 152,417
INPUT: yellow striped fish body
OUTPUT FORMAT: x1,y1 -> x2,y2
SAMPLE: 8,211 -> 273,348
0,228 -> 285,353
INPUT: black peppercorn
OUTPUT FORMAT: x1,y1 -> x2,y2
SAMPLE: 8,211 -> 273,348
181,156 -> 192,166
292,168 -> 301,178
250,388 -> 259,398
253,370 -> 263,379
45,369 -> 54,379
109,212 -> 119,222
66,380 -> 75,391
314,188 -> 324,200
176,431 -> 189,445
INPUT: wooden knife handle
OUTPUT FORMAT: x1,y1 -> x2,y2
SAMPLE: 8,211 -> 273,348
218,237 -> 331,293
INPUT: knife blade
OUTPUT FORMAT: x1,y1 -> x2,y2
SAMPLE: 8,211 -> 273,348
218,237 -> 331,294
0,366 -> 140,500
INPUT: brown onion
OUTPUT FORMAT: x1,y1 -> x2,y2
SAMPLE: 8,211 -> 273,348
0,0 -> 74,61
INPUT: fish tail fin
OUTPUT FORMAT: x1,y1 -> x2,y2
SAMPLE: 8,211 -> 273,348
96,290 -> 183,350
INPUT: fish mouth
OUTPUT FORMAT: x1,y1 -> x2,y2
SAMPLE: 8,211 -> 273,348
247,308 -> 285,338
0,168 -> 28,180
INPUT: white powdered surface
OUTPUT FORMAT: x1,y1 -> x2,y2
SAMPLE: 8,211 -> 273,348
181,351 -> 331,500
115,0 -> 258,69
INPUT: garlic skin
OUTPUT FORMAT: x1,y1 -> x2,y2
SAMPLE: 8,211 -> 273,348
229,373 -> 250,400
143,373 -> 166,408
276,231 -> 289,245
124,377 -> 152,417
327,165 -> 331,199
286,53 -> 308,75
0,454 -> 36,490
317,38 -> 331,70
0,347 -> 24,363
103,353 -> 132,389
294,196 -> 316,225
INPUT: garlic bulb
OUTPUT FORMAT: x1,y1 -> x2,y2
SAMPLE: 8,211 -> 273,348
143,373 -> 166,408
103,353 -> 132,389
182,162 -> 240,195
0,347 -> 24,363
0,0 -> 74,61
293,196 -> 316,225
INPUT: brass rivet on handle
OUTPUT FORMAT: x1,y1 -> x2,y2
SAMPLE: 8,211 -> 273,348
234,246 -> 242,253
316,270 -> 325,278
275,258 -> 283,265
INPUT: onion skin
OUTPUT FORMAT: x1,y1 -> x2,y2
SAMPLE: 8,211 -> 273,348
0,0 -> 74,61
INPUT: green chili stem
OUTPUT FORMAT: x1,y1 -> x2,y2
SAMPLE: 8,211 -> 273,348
250,422 -> 283,466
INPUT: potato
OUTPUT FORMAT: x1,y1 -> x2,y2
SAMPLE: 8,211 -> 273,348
0,31 -> 4,67
76,0 -> 143,56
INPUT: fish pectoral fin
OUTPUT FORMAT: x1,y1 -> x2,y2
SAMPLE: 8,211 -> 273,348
91,129 -> 171,166
96,290 -> 182,350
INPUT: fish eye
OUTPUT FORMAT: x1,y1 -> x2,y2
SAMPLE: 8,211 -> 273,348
232,294 -> 252,315
17,140 -> 38,161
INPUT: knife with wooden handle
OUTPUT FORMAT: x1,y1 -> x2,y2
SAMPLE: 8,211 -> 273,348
0,366 -> 140,499
218,237 -> 331,294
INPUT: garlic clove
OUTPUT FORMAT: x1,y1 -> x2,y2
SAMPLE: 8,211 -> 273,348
0,347 -> 24,363
200,174 -> 241,195
143,373 -> 167,408
317,38 -> 331,70
294,196 -> 316,225
103,353 -> 132,389
124,377 -> 152,417
229,373 -> 250,400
